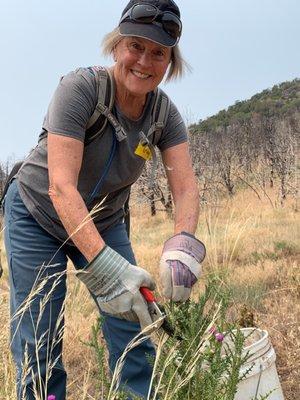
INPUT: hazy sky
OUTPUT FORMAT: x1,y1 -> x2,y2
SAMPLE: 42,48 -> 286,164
0,0 -> 299,161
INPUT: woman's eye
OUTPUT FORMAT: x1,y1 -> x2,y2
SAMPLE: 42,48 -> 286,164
155,50 -> 165,57
129,42 -> 143,52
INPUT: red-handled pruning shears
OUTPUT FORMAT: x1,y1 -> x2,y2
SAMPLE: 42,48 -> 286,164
140,287 -> 182,340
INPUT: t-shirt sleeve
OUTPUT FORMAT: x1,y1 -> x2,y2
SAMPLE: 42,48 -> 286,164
156,98 -> 188,151
42,68 -> 97,142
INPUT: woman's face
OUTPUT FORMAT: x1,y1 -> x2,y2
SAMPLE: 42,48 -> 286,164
113,36 -> 172,98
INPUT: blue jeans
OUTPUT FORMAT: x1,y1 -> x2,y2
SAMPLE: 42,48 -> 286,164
3,179 -> 155,400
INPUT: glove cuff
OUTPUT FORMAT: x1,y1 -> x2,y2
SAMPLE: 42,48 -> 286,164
163,233 -> 206,263
77,246 -> 129,296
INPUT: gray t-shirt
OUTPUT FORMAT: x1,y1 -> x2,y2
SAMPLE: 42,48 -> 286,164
17,67 -> 187,244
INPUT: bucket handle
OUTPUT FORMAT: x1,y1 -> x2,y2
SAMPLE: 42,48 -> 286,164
254,364 -> 263,399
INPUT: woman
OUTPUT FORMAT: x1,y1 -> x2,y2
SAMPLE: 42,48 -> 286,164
3,0 -> 205,399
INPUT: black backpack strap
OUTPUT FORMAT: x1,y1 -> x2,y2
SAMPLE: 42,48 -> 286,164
85,66 -> 127,145
148,88 -> 170,140
84,66 -> 113,145
142,88 -> 171,188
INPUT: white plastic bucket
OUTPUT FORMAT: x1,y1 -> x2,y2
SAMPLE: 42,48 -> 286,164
222,328 -> 284,400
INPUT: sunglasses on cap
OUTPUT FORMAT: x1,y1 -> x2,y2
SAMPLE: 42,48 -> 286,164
120,3 -> 182,43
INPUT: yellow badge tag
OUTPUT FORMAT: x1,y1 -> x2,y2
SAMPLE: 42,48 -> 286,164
134,142 -> 152,161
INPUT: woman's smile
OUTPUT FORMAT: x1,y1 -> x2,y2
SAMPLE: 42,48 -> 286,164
130,69 -> 152,79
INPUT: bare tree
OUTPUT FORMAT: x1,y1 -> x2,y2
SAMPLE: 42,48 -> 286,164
134,154 -> 173,217
273,119 -> 297,205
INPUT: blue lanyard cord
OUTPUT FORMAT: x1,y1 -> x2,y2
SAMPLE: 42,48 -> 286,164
87,132 -> 117,206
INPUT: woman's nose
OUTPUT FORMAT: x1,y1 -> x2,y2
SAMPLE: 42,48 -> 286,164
137,50 -> 153,67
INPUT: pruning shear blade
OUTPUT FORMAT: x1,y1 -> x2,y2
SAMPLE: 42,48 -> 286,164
140,287 -> 181,340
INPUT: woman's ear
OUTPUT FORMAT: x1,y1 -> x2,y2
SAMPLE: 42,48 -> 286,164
113,49 -> 117,62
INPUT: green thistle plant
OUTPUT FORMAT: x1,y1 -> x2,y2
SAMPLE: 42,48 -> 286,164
88,276 -> 272,400
81,317 -> 111,398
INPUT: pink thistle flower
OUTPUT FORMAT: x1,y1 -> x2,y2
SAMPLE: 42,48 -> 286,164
215,332 -> 224,342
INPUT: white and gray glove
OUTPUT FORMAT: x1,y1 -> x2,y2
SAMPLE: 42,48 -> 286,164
160,232 -> 206,302
77,246 -> 155,330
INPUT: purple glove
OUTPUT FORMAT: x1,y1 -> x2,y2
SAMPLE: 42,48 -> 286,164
159,232 -> 206,301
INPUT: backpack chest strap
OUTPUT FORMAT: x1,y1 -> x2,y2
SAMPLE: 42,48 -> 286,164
96,103 -> 127,142
142,89 -> 170,188
86,70 -> 109,129
85,67 -> 127,144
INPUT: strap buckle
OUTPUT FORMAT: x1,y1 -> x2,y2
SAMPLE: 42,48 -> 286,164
96,104 -> 127,141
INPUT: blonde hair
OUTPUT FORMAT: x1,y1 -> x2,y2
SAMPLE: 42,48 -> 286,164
101,27 -> 190,82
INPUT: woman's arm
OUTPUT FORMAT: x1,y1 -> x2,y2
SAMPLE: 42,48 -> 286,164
161,142 -> 199,235
48,132 -> 105,262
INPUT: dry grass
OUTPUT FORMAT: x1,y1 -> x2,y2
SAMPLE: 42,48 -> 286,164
0,187 -> 299,399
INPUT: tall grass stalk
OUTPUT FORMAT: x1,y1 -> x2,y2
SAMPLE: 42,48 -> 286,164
1,197 -> 113,399
107,318 -> 165,400
8,268 -> 68,400
204,206 -> 256,270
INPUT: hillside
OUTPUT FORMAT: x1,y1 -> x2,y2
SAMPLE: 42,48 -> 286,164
182,78 -> 299,207
191,78 -> 300,133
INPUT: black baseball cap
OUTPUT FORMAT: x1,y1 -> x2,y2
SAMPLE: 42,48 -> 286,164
119,0 -> 182,47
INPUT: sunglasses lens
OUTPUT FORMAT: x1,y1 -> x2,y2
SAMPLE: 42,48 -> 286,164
121,5 -> 182,43
131,4 -> 157,23
162,13 -> 182,39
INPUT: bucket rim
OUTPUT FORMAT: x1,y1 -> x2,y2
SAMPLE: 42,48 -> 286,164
225,327 -> 269,353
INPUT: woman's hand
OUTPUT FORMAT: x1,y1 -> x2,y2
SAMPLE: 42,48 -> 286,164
77,246 -> 156,330
160,232 -> 206,301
